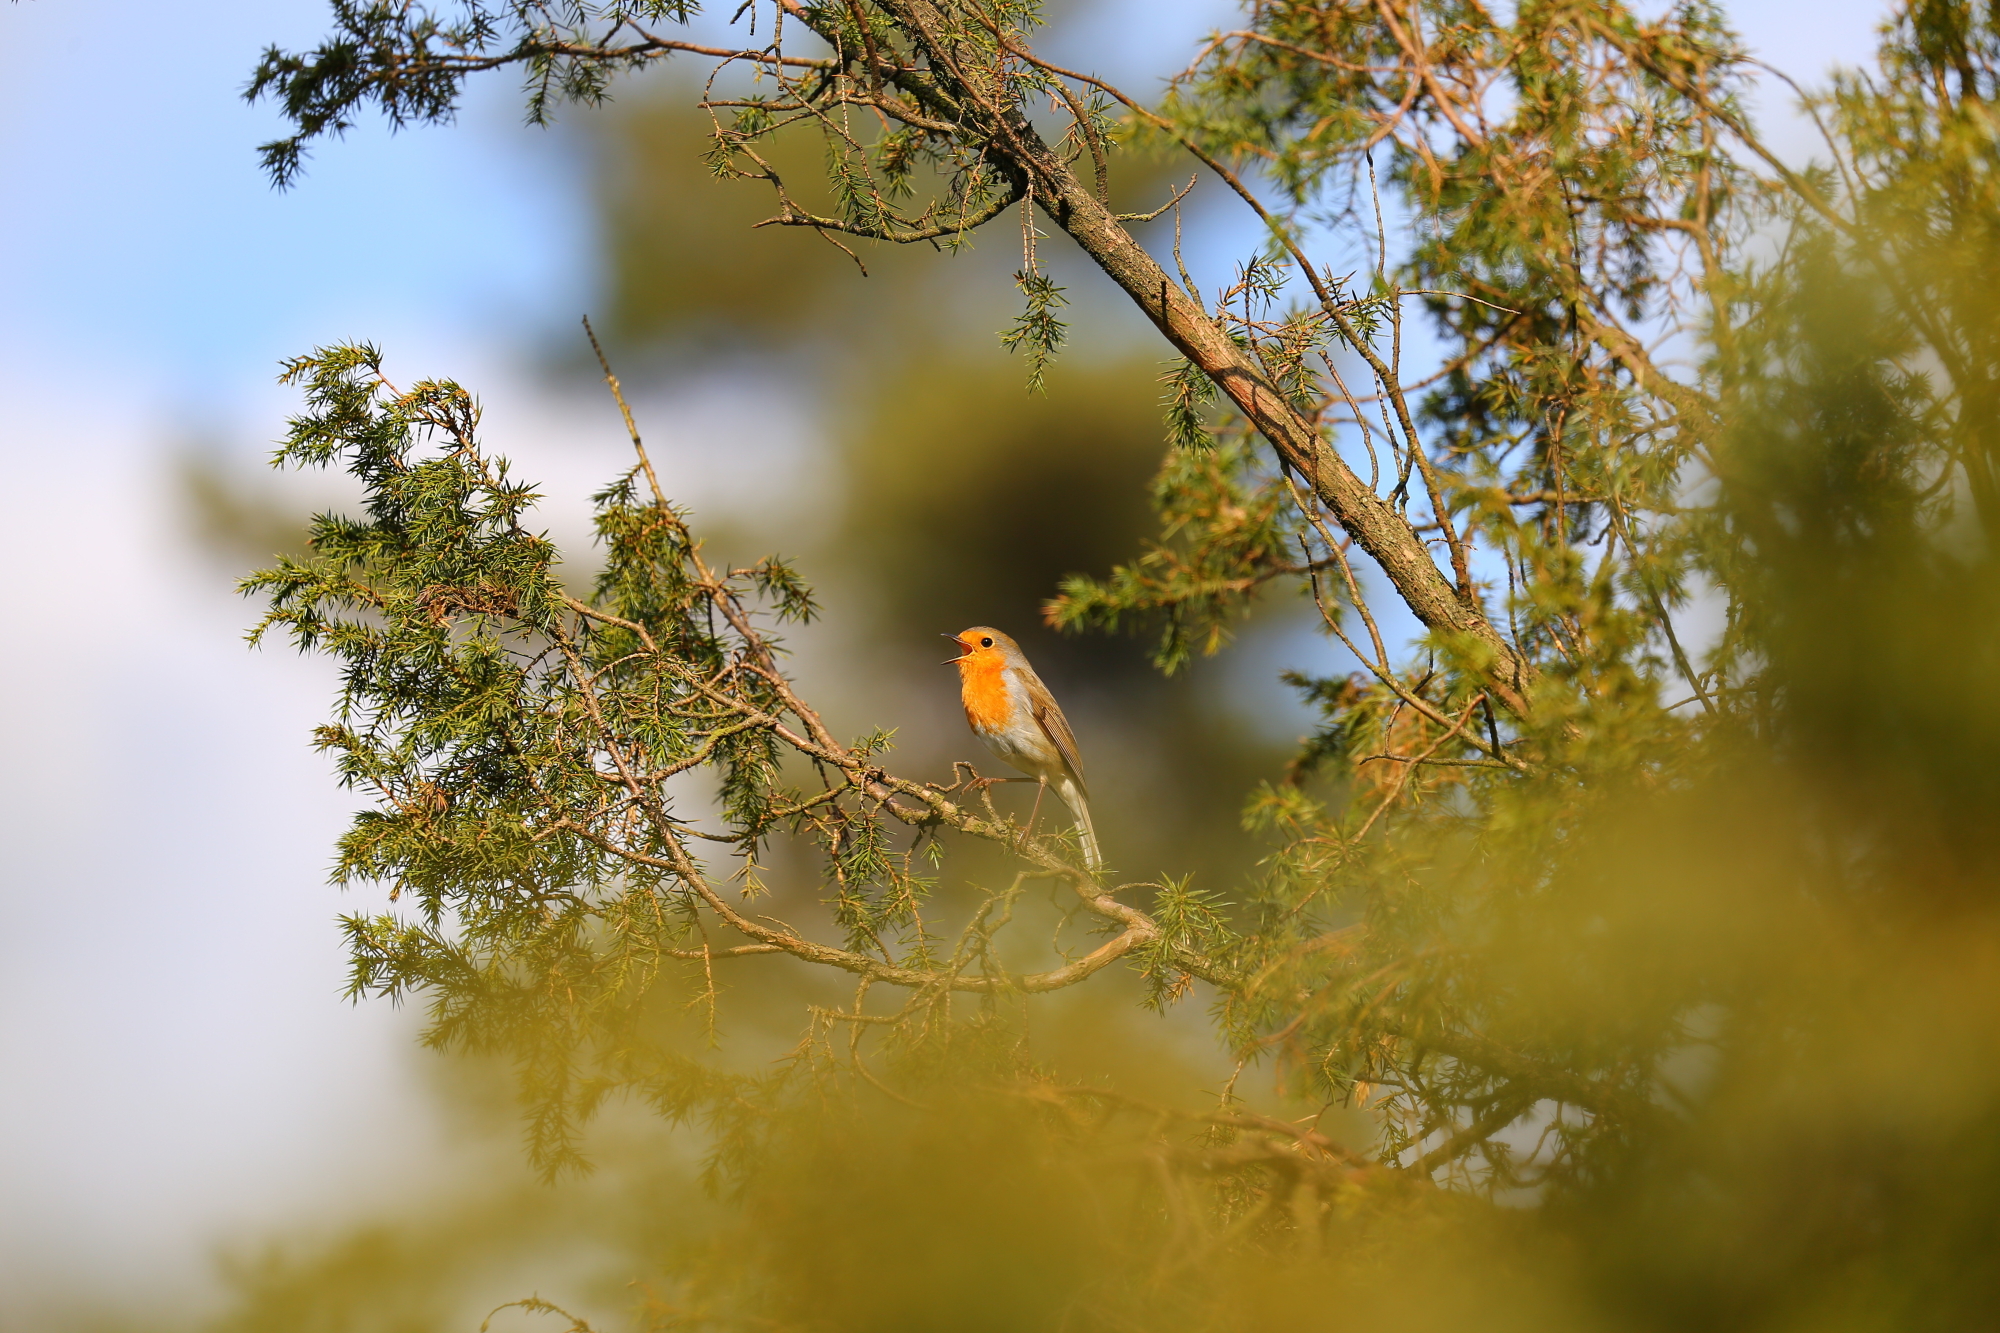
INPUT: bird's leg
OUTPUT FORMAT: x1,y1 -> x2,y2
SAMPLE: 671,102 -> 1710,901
1019,776 -> 1049,853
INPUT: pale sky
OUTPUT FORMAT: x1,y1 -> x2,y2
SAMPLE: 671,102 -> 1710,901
0,0 -> 1894,1324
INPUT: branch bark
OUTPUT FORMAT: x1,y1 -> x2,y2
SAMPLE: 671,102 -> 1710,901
855,0 -> 1539,716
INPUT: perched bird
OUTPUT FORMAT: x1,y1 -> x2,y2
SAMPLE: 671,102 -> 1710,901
944,626 -> 1102,870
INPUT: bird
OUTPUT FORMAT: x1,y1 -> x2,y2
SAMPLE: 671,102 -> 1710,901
944,626 -> 1102,870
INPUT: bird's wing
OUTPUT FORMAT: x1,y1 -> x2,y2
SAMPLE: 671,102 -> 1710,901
1026,676 -> 1087,795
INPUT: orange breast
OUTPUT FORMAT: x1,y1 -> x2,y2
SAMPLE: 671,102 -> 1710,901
957,652 -> 1013,734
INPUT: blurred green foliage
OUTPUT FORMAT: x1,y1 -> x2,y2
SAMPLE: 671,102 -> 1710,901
177,446 -> 319,568
599,89 -> 911,344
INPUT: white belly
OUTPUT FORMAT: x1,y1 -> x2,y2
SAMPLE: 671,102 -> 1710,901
975,713 -> 1062,783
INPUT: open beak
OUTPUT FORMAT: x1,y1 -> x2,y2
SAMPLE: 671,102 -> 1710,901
941,632 -> 970,665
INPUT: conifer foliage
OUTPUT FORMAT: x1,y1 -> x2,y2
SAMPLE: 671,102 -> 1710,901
246,340 -> 1190,1173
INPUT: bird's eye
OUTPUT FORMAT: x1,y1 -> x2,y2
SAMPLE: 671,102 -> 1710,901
980,636 -> 993,648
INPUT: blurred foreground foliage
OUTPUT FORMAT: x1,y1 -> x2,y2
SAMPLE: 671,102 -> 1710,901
202,0 -> 2000,1329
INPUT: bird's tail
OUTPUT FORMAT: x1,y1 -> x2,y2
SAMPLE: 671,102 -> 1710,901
1053,775 -> 1102,871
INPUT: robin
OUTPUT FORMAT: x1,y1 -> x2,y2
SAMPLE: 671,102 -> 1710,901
944,627 -> 1102,870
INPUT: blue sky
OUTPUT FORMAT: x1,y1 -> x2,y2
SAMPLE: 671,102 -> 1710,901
0,0 -> 582,397
0,0 -> 1896,1322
